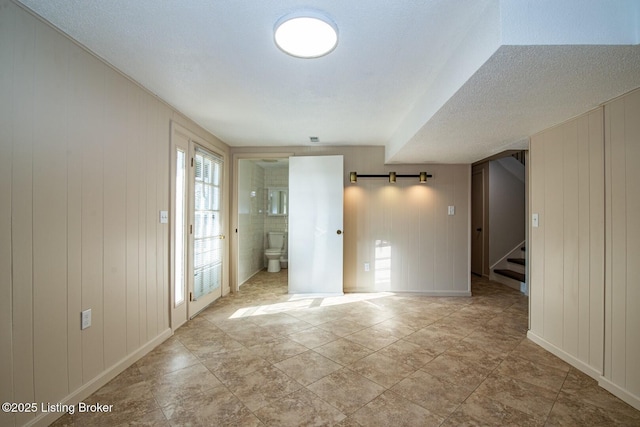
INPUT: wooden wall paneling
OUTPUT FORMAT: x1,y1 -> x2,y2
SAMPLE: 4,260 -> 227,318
608,98 -> 627,387
102,68 -> 128,367
80,52 -> 106,382
543,126 -> 565,347
445,169 -> 457,291
604,103 -> 614,379
363,182 -> 373,291
389,185 -> 404,292
358,181 -> 371,291
378,181 -> 391,291
392,183 -> 404,291
562,120 -> 580,357
159,106 -> 171,330
145,93 -> 158,341
342,182 -> 360,290
420,176 -> 436,291
529,131 -> 545,334
32,22 -> 70,405
152,105 -> 161,330
126,86 -> 141,353
402,182 -> 416,292
433,168 -> 450,289
588,110 -> 604,371
0,3 -> 15,425
530,110 -> 605,374
366,182 -> 379,291
576,114 -> 591,363
624,94 -> 640,395
10,7 -> 36,425
368,182 -> 381,291
454,165 -> 471,292
137,95 -> 148,344
405,183 -> 424,292
66,42 -> 86,392
623,91 -> 640,395
381,185 -> 394,291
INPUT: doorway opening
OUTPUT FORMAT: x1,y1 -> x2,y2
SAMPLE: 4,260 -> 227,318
471,150 -> 528,295
234,157 -> 290,291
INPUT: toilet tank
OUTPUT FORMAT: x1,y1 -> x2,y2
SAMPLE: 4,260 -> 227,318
267,232 -> 285,249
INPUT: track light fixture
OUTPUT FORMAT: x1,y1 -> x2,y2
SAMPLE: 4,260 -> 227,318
349,171 -> 432,184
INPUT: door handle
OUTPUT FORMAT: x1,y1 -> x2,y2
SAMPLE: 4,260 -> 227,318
476,228 -> 482,232
337,230 -> 342,235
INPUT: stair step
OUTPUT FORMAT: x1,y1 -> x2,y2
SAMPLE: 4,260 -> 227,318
495,269 -> 525,282
508,258 -> 525,266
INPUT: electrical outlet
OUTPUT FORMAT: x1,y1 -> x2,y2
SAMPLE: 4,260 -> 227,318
532,213 -> 539,228
159,210 -> 168,224
81,309 -> 92,330
364,263 -> 370,272
448,205 -> 455,215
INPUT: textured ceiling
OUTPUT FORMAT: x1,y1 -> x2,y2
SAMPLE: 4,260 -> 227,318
15,0 -> 640,163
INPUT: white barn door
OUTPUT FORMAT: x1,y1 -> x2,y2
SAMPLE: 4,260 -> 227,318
288,155 -> 344,295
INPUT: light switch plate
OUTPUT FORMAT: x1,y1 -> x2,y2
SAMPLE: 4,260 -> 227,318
160,210 -> 168,224
448,206 -> 455,216
81,309 -> 91,330
532,213 -> 539,228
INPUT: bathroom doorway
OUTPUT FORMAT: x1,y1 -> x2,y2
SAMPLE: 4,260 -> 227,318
233,155 -> 290,292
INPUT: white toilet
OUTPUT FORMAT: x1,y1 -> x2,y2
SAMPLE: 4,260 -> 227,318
265,232 -> 285,273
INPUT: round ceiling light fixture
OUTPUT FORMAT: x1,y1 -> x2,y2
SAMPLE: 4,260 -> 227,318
274,11 -> 338,58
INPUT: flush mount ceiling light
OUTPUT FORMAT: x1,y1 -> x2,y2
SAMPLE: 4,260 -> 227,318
274,11 -> 338,58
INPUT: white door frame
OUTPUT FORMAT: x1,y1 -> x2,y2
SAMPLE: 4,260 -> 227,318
170,122 -> 229,330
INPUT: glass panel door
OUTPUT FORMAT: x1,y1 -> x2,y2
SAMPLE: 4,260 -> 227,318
189,146 -> 223,315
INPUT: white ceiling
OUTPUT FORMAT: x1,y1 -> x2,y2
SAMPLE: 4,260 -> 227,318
16,0 -> 640,163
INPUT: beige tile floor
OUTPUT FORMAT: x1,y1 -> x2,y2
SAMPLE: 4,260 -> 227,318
52,271 -> 640,426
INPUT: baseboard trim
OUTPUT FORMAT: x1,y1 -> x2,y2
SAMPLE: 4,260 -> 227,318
342,289 -> 472,297
525,331 -> 640,411
598,376 -> 640,411
28,328 -> 173,427
391,290 -> 472,297
526,331 -> 602,380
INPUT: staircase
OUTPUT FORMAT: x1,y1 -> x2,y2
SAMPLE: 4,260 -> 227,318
492,246 -> 527,293
495,246 -> 525,282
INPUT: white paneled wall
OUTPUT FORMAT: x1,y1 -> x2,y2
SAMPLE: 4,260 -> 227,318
344,164 -> 470,294
603,88 -> 640,406
529,88 -> 640,410
0,2 -> 228,426
529,108 -> 605,378
231,146 -> 471,295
